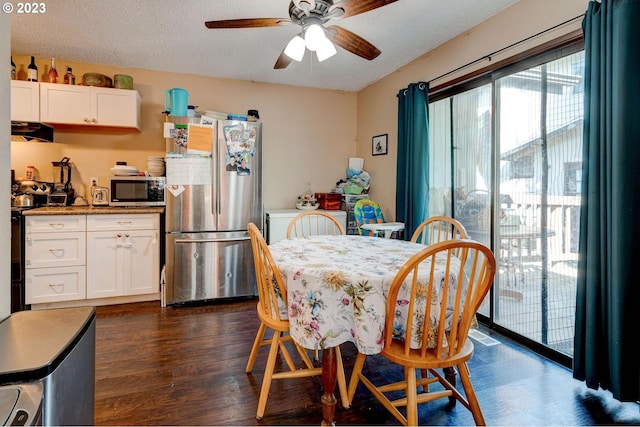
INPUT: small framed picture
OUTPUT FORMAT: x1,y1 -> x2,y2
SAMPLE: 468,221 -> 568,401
372,134 -> 388,156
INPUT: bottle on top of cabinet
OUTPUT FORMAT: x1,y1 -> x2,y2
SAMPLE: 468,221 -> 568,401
48,57 -> 58,83
63,66 -> 75,85
10,56 -> 16,80
27,56 -> 38,82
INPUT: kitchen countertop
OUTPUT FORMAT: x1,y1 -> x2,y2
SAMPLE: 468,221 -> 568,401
22,206 -> 165,215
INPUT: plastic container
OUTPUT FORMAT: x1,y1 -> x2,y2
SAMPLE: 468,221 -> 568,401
342,185 -> 363,195
227,114 -> 248,121
315,193 -> 342,210
113,74 -> 133,89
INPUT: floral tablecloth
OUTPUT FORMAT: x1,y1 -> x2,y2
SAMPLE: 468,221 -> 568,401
269,235 -> 461,355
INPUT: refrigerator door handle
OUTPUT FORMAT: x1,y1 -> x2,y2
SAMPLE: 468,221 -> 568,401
174,236 -> 251,244
212,125 -> 221,216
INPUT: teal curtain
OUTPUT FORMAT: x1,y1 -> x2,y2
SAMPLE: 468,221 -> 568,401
574,0 -> 640,402
396,82 -> 429,239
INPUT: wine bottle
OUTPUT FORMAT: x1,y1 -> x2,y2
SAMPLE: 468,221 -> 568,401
63,66 -> 75,85
48,57 -> 58,83
10,56 -> 16,80
27,56 -> 38,82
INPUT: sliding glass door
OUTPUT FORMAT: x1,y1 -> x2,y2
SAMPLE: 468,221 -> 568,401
427,48 -> 584,360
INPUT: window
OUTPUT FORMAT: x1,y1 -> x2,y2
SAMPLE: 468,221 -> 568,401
428,45 -> 584,365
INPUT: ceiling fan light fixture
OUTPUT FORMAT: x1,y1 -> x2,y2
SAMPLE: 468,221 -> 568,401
304,24 -> 326,51
293,0 -> 316,15
284,35 -> 306,61
316,38 -> 337,62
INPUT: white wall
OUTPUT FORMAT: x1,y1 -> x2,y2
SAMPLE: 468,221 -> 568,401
1,11 -> 11,320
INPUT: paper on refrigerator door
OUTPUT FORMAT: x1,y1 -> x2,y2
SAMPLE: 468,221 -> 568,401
186,123 -> 214,154
167,184 -> 185,197
165,153 -> 212,186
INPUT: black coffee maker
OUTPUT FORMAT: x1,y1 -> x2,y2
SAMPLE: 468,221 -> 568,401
50,157 -> 74,206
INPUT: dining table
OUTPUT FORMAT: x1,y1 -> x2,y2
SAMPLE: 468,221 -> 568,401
268,234 -> 463,425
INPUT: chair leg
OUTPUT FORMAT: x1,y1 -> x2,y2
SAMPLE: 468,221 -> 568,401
256,329 -> 282,420
347,352 -> 367,404
279,339 -> 299,371
405,367 -> 418,426
457,362 -> 485,426
246,322 -> 267,373
293,341 -> 315,369
335,345 -> 350,408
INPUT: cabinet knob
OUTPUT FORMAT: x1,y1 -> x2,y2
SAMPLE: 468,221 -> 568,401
83,117 -> 90,123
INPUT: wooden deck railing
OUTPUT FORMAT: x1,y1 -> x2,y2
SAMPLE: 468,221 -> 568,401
506,193 -> 581,265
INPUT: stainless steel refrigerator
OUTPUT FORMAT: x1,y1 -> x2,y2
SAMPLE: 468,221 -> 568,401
164,117 -> 262,305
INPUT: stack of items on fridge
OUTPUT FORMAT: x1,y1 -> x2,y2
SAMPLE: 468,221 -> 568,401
162,106 -> 262,306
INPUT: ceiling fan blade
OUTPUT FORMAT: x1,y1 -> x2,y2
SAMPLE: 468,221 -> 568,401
274,49 -> 294,70
205,18 -> 291,29
329,0 -> 398,19
325,25 -> 381,60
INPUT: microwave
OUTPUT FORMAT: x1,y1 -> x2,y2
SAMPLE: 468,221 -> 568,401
109,176 -> 165,207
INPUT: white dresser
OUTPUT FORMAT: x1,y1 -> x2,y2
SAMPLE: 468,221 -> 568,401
265,209 -> 347,244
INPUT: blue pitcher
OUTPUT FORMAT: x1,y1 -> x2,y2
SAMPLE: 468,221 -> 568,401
164,88 -> 189,116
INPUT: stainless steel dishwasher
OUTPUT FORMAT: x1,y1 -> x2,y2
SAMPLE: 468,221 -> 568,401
0,307 -> 96,426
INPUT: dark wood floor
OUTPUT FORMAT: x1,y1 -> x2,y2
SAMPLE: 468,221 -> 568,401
94,299 -> 639,426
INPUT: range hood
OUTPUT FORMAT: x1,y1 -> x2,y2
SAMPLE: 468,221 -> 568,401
11,121 -> 54,142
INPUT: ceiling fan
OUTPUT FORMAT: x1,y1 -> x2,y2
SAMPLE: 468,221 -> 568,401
205,0 -> 398,69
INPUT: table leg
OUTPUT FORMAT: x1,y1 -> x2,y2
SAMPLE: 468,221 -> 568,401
321,346 -> 337,426
444,367 -> 457,404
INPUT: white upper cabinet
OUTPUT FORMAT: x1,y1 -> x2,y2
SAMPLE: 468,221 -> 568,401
39,83 -> 141,130
10,81 -> 40,122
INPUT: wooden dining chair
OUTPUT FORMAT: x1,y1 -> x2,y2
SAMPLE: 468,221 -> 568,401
411,216 -> 469,393
411,215 -> 468,245
246,223 -> 349,419
347,239 -> 497,426
286,211 -> 345,238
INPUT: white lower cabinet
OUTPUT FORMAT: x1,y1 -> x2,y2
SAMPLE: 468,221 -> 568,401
86,214 -> 159,299
26,266 -> 87,304
25,213 -> 160,306
25,215 -> 87,304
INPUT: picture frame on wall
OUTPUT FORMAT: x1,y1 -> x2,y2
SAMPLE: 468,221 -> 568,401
372,134 -> 388,156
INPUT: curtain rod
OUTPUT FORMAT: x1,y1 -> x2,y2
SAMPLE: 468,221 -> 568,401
427,14 -> 585,85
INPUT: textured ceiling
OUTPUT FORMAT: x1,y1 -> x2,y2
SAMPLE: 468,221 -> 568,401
10,0 -> 519,92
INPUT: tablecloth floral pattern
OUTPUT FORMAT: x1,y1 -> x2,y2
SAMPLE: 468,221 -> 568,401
269,235 -> 461,355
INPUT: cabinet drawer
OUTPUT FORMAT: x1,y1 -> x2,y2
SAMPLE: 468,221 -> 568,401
87,214 -> 158,231
26,231 -> 86,268
26,266 -> 86,304
26,215 -> 86,233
